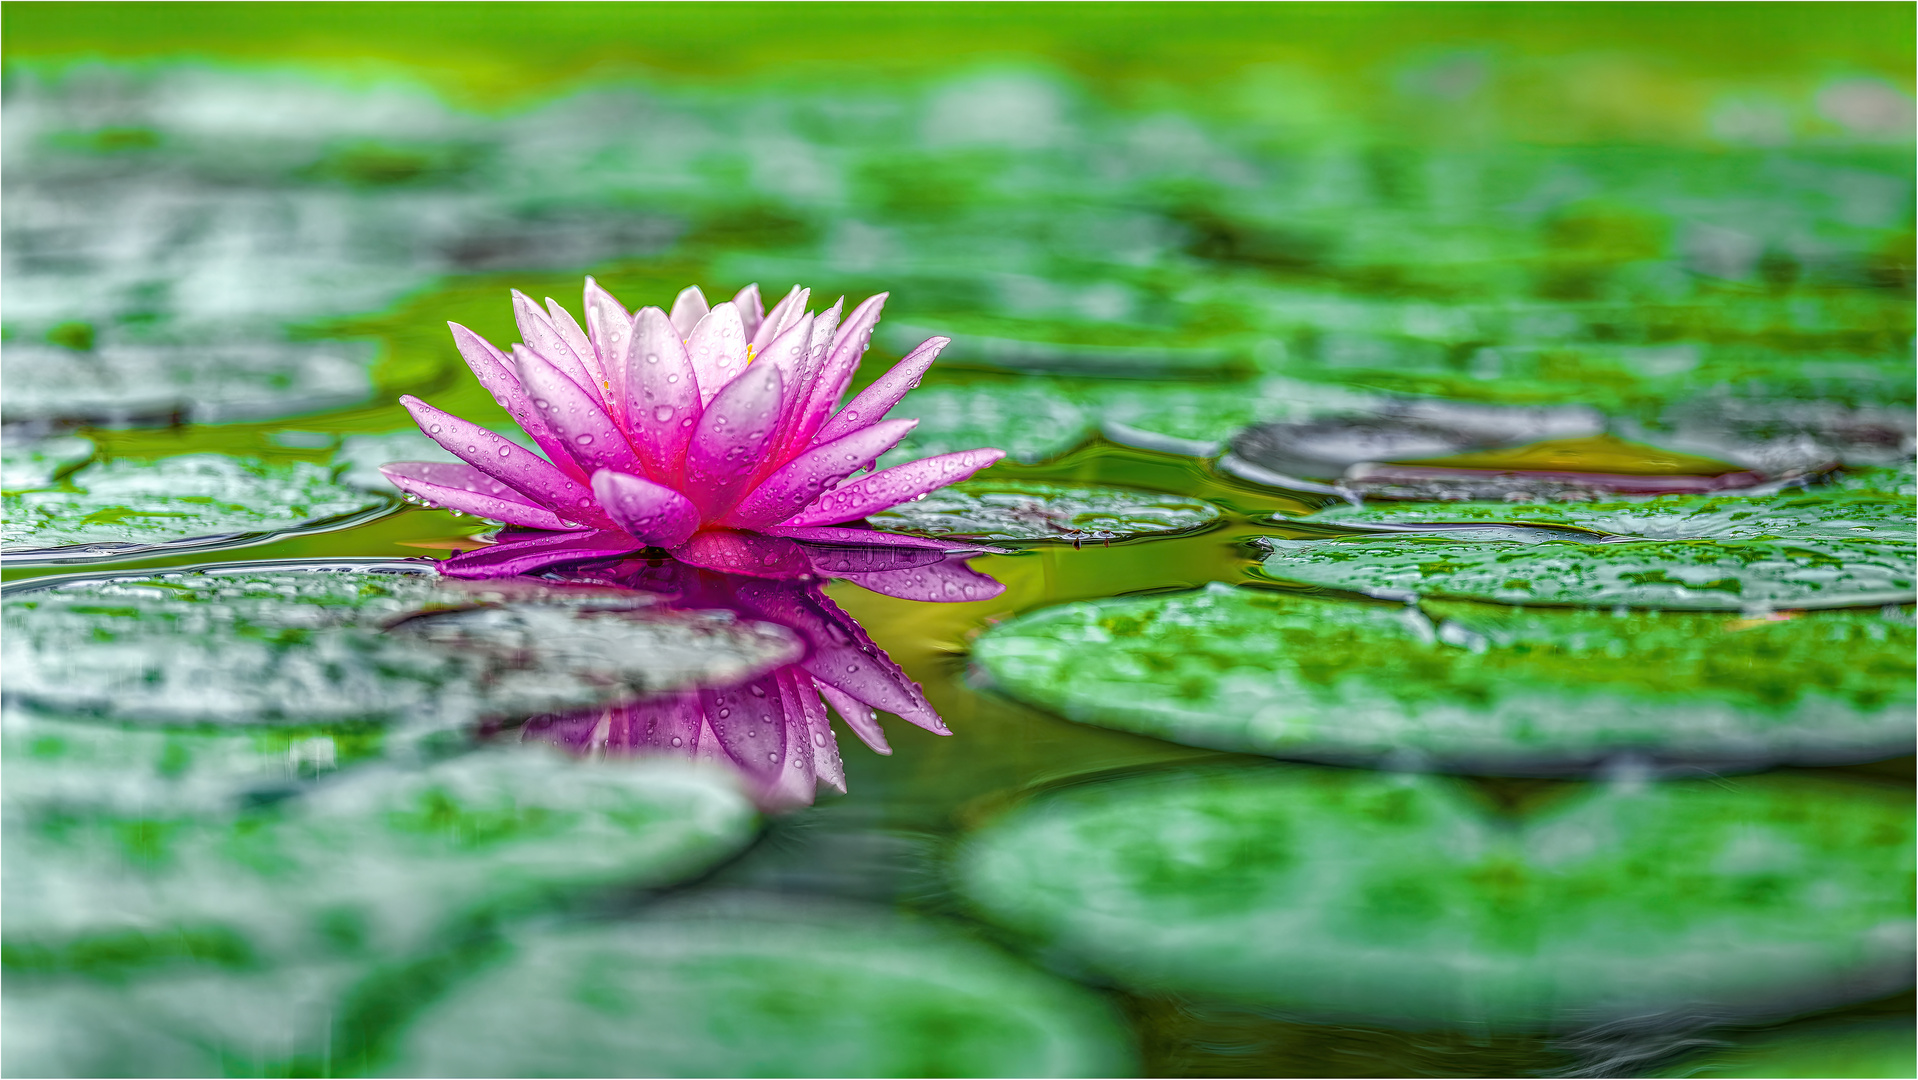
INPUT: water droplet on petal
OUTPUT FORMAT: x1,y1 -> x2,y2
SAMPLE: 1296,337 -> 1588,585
575,434 -> 594,446
670,736 -> 682,747
497,445 -> 512,457
654,405 -> 675,423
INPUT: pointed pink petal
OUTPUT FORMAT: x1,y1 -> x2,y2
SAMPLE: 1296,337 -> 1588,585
794,542 -> 949,574
723,419 -> 918,530
400,395 -> 616,530
669,285 -> 710,338
670,529 -> 810,578
733,282 -> 765,341
618,307 -> 703,481
787,670 -> 845,792
790,292 -> 886,450
438,528 -> 641,579
545,296 -> 607,397
815,680 -> 891,755
448,322 -> 589,483
589,470 -> 700,548
734,583 -> 948,736
768,525 -> 1003,552
701,675 -> 787,782
683,361 -> 784,517
780,448 -> 1004,527
812,335 -> 946,446
513,290 -> 597,395
767,671 -> 819,806
513,344 -> 648,481
685,301 -> 750,409
839,558 -> 1006,603
770,299 -> 843,459
380,462 -> 580,531
749,285 -> 809,356
582,278 -> 633,417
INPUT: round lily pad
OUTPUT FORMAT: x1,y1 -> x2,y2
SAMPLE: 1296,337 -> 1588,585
0,339 -> 379,428
3,747 -> 761,977
955,763 -> 1915,1030
1,454 -> 392,559
867,480 -> 1222,543
969,584 -> 1914,771
387,897 -> 1137,1078
2,561 -> 804,729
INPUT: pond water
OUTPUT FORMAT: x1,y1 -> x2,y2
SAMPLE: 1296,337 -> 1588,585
3,10 -> 1914,1077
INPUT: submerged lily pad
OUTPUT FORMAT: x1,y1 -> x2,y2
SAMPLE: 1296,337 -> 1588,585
1,454 -> 391,557
387,896 -> 1136,1078
867,480 -> 1221,543
3,747 -> 760,979
955,763 -> 1915,1030
1,562 -> 803,729
969,584 -> 1914,771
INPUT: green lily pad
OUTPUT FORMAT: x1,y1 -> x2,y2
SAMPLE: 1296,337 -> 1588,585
2,562 -> 804,728
0,339 -> 379,428
969,584 -> 1914,771
1,436 -> 94,493
4,746 -> 760,978
868,480 -> 1222,543
1,454 -> 392,558
876,380 -> 1096,469
955,763 -> 1915,1029
386,896 -> 1137,1078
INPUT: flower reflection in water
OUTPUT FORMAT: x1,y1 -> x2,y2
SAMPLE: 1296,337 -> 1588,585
450,527 -> 1003,807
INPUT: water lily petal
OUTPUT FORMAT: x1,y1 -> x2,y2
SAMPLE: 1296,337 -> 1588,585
725,419 -> 918,529
812,335 -> 947,446
701,675 -> 787,783
400,395 -> 615,529
670,528 -> 811,578
735,582 -> 947,736
786,669 -> 845,793
684,362 -> 784,517
512,290 -> 598,395
582,278 -> 632,411
544,297 -> 604,394
781,448 -> 1005,527
669,285 -> 710,338
589,470 -> 700,548
750,285 -> 810,357
791,293 -> 887,450
439,528 -> 643,579
449,322 -> 590,483
815,679 -> 891,755
380,462 -> 580,531
685,301 -> 751,409
733,282 -> 765,341
838,559 -> 1007,603
766,675 -> 819,806
769,525 -> 1001,552
514,344 -> 649,480
795,542 -> 949,574
619,307 -> 703,481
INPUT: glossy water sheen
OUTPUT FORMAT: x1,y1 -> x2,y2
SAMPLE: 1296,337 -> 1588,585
2,10 -> 1913,1078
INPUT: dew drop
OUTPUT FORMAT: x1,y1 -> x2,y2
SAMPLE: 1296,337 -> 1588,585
718,708 -> 731,719
654,405 -> 675,422
575,434 -> 594,446
670,736 -> 682,747
428,424 -> 443,434
497,445 -> 512,457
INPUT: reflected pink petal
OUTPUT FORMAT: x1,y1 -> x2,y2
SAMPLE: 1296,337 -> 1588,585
768,525 -> 1002,552
439,528 -> 640,578
702,675 -> 787,782
839,558 -> 1007,603
381,462 -> 582,531
781,448 -> 1004,527
796,542 -> 950,575
591,470 -> 701,548
735,582 -> 947,736
785,670 -> 845,794
816,680 -> 891,755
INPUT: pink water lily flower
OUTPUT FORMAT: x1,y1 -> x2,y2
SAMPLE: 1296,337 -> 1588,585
381,279 -> 1003,561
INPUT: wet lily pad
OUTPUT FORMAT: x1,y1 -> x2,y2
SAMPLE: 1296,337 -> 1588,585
1,436 -> 93,493
867,480 -> 1221,543
956,763 -> 1915,1030
1,454 -> 392,558
387,896 -> 1137,1078
2,562 -> 804,729
3,747 -> 760,978
969,584 -> 1914,771
0,340 -> 380,428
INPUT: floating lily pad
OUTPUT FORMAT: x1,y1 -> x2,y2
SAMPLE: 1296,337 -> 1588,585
955,763 -> 1915,1029
867,480 -> 1221,543
387,896 -> 1137,1078
882,321 -> 1241,379
1,436 -> 93,493
0,340 -> 381,428
1,454 -> 392,558
969,584 -> 1914,771
2,562 -> 804,728
334,426 -> 541,492
1257,530 -> 1914,610
3,747 -> 760,979
876,380 -> 1096,469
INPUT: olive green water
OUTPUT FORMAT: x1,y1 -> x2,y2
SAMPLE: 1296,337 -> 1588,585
4,5 -> 1914,1077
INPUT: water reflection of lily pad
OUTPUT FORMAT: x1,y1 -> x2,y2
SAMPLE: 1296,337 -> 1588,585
2,562 -> 803,728
1257,531 -> 1914,610
388,897 -> 1137,1078
956,763 -> 1915,1029
1,454 -> 392,557
970,584 -> 1914,770
868,480 -> 1221,543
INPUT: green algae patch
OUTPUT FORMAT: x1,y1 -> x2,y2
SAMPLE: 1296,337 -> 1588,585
869,480 -> 1222,544
970,584 -> 1914,771
385,897 -> 1137,1078
1,454 -> 391,557
955,763 -> 1915,1030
